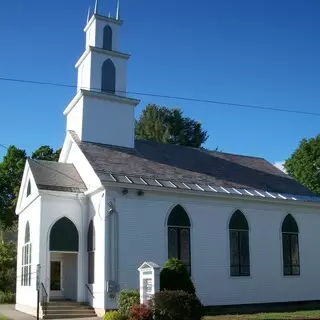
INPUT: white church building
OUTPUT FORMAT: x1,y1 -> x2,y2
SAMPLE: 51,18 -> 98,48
15,1 -> 320,318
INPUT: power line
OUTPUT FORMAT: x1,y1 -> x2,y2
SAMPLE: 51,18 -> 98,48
0,76 -> 319,116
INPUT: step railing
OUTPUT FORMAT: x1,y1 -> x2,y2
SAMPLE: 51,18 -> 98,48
41,282 -> 48,315
85,283 -> 95,299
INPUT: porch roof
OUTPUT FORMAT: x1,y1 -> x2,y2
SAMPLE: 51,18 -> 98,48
28,159 -> 86,193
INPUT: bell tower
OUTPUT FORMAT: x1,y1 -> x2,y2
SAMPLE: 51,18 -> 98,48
64,0 -> 140,148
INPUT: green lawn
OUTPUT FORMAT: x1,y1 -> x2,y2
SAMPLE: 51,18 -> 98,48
204,309 -> 320,319
0,317 -> 8,320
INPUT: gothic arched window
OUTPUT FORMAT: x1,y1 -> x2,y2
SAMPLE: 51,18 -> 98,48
21,221 -> 32,286
103,25 -> 112,51
26,180 -> 31,197
87,220 -> 95,284
282,214 -> 300,276
167,205 -> 191,275
229,210 -> 250,277
101,59 -> 116,94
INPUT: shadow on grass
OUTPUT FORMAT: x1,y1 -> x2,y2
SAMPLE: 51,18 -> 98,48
204,300 -> 320,316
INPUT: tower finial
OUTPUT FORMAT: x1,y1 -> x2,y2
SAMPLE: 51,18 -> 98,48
116,0 -> 120,20
94,0 -> 99,14
87,6 -> 91,24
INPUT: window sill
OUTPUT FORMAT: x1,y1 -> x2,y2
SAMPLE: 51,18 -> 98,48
229,275 -> 252,279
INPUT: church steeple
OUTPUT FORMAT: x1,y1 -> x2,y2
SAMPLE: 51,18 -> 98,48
63,3 -> 140,148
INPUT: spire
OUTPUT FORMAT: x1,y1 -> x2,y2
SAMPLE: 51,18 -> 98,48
86,6 -> 91,24
94,0 -> 99,14
116,0 -> 120,20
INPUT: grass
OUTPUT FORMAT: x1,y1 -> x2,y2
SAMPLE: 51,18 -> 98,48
0,317 -> 8,320
204,309 -> 320,319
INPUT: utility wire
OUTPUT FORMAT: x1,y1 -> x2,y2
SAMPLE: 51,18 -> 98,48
0,143 -> 8,150
0,76 -> 319,116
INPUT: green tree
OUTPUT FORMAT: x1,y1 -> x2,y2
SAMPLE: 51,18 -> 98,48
0,241 -> 17,292
31,146 -> 61,161
0,146 -> 26,227
285,134 -> 320,195
135,104 -> 208,148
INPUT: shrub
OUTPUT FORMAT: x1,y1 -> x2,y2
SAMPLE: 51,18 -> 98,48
104,310 -> 127,320
150,290 -> 203,320
128,304 -> 153,320
118,289 -> 140,316
0,291 -> 15,304
160,258 -> 195,294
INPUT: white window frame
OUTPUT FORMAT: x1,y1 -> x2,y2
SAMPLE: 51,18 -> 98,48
21,242 -> 32,286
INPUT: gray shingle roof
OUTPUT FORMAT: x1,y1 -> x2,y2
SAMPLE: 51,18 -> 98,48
28,159 -> 86,193
69,131 -> 315,197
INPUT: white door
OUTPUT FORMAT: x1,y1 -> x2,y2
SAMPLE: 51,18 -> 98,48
50,260 -> 64,299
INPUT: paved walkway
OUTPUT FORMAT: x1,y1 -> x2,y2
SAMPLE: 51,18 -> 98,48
0,304 -> 102,320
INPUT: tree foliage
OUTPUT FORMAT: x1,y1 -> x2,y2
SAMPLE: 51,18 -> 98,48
0,145 -> 61,227
285,134 -> 320,195
31,146 -> 61,161
135,104 -> 208,148
0,241 -> 17,292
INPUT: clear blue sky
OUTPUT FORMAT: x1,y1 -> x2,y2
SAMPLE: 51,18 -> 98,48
0,0 -> 319,166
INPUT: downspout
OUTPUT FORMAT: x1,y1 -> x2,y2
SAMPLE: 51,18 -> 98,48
114,198 -> 119,287
106,196 -> 119,298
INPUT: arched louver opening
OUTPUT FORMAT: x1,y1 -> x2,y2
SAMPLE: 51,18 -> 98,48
167,205 -> 191,275
229,210 -> 250,276
103,25 -> 112,50
26,180 -> 31,197
101,59 -> 116,94
282,214 -> 300,276
87,220 -> 95,284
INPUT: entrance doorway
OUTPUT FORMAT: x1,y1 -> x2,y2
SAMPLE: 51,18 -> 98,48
50,260 -> 63,299
49,217 -> 79,301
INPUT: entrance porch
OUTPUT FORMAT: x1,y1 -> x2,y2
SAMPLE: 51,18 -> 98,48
45,217 -> 82,303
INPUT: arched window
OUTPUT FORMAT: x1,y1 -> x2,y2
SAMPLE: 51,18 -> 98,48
21,221 -> 32,286
167,205 -> 191,275
103,25 -> 112,50
26,180 -> 31,197
87,220 -> 95,284
229,210 -> 250,277
282,214 -> 300,276
101,59 -> 116,94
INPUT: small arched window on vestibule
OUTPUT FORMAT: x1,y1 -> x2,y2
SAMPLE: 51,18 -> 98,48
101,59 -> 116,94
26,180 -> 31,197
167,205 -> 191,275
282,214 -> 300,276
229,210 -> 250,277
21,221 -> 32,286
103,25 -> 112,51
87,220 -> 95,284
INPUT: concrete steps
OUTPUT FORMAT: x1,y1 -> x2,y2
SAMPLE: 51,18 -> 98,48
42,301 -> 97,319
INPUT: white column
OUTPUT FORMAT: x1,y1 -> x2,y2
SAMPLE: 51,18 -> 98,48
77,249 -> 85,302
77,197 -> 87,302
